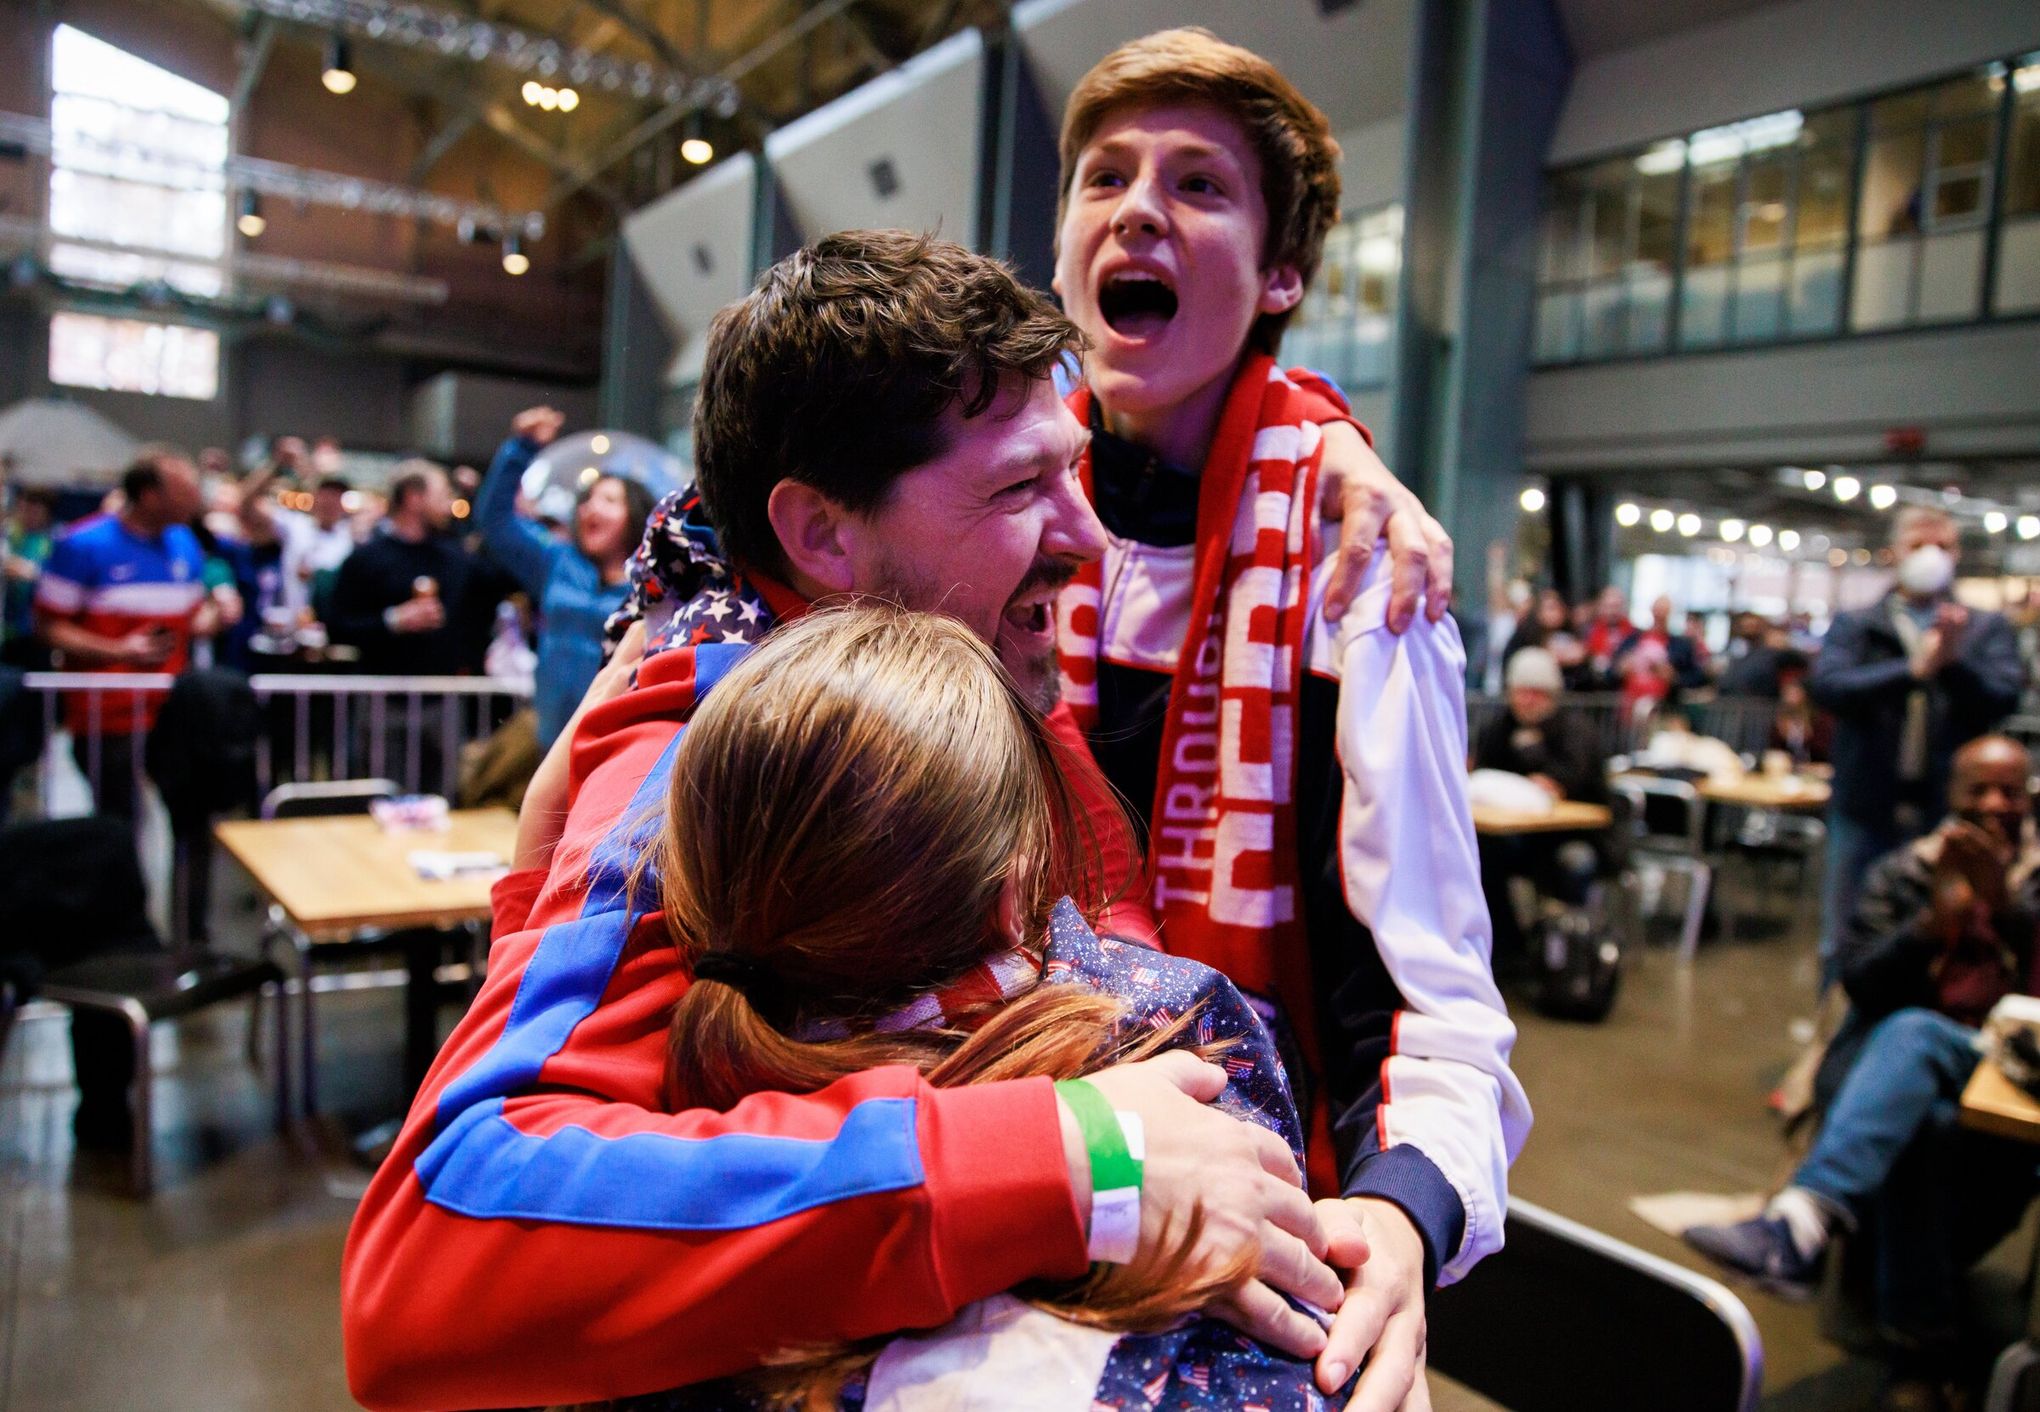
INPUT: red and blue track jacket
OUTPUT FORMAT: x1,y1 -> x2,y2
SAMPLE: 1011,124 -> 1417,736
342,638 -> 1116,1411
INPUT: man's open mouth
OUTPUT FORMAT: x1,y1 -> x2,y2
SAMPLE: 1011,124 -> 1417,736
1097,271 -> 1178,339
1001,596 -> 1054,641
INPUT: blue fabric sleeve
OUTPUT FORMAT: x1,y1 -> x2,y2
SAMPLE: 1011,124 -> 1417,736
1344,1143 -> 1466,1290
476,436 -> 561,600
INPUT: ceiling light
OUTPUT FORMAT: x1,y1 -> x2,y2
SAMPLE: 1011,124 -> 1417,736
236,190 -> 265,238
501,231 -> 529,276
1778,529 -> 1801,552
1649,508 -> 1675,533
556,87 -> 579,111
1828,548 -> 1848,567
1833,475 -> 1860,502
1748,524 -> 1774,547
1719,518 -> 1745,542
522,80 -> 542,105
681,136 -> 714,165
589,434 -> 610,455
1677,513 -> 1701,536
1868,483 -> 1898,510
538,86 -> 559,110
1519,486 -> 1545,513
2020,515 -> 2040,541
1984,510 -> 2009,534
1615,502 -> 1641,527
322,34 -> 356,94
1852,548 -> 1872,564
1802,469 -> 1826,491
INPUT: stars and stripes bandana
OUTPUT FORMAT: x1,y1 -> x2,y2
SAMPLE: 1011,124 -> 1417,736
794,945 -> 1044,1042
1054,354 -> 1324,1063
604,490 -> 777,659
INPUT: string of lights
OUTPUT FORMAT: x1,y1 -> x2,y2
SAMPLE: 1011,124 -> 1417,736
237,0 -> 741,115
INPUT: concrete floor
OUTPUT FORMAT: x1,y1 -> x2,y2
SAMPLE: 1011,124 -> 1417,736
0,876 -> 2002,1410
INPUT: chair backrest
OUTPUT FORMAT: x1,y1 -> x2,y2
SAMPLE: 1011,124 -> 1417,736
1612,775 -> 1706,853
1428,1199 -> 1762,1412
0,815 -> 157,969
260,778 -> 401,820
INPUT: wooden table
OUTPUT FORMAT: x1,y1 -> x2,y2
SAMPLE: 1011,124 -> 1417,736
1961,1058 -> 2040,1145
1472,800 -> 1613,836
216,808 -> 516,1100
1698,774 -> 1831,812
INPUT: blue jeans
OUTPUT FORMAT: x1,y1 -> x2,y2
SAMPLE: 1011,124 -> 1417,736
1820,812 -> 1908,988
1797,1008 -> 2038,1344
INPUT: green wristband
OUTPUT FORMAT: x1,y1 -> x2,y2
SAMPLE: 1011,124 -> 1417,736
1054,1078 -> 1142,1194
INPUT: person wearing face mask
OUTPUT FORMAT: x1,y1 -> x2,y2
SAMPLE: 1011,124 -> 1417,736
1684,737 -> 2039,1398
1810,506 -> 2025,988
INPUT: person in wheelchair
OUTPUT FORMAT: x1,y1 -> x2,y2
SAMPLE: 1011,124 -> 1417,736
1471,646 -> 1617,967
1685,736 -> 2040,1362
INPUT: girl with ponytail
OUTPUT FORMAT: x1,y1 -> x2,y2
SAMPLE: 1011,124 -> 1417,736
599,603 -> 1347,1412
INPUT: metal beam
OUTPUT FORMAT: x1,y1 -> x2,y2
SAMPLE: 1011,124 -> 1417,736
409,113 -> 477,182
233,16 -> 280,111
543,0 -> 869,209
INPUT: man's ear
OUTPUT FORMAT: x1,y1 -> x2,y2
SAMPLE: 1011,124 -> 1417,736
766,480 -> 857,595
1259,264 -> 1305,316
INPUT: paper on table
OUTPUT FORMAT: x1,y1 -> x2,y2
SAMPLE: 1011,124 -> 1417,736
408,850 -> 507,881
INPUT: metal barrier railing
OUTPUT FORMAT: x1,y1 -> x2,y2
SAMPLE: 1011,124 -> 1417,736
1465,691 -> 1783,762
20,671 -> 534,812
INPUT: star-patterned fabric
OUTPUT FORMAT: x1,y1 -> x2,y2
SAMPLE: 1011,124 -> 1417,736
614,900 -> 1350,1412
604,489 -> 775,661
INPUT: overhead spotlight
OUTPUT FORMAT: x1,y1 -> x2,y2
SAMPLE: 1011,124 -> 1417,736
1778,529 -> 1801,552
1802,468 -> 1826,491
681,113 -> 713,166
1828,547 -> 1848,567
2020,515 -> 2040,541
538,86 -> 559,110
1868,483 -> 1898,510
577,466 -> 600,488
522,80 -> 543,105
1649,508 -> 1675,533
556,87 -> 579,111
451,498 -> 471,519
1615,502 -> 1641,527
1519,486 -> 1546,513
236,190 -> 265,238
1833,475 -> 1861,502
322,34 -> 357,94
501,231 -> 529,276
1984,510 -> 2009,534
1852,547 -> 1872,565
1748,524 -> 1774,548
1719,518 -> 1746,542
589,434 -> 610,454
1677,512 -> 1702,537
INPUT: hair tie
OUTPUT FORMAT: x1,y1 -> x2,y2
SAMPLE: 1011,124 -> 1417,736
691,951 -> 786,1013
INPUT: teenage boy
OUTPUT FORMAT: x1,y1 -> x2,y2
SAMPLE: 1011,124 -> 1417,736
1048,28 -> 1530,1400
344,232 -> 1355,1412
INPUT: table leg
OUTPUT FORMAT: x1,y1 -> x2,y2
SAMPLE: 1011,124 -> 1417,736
400,928 -> 443,1096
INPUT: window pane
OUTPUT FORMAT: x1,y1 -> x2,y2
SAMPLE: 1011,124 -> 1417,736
1535,289 -> 1580,363
1680,264 -> 1730,347
1686,161 -> 1737,266
1734,253 -> 1785,340
1635,168 -> 1680,269
1931,68 -> 2001,120
48,310 -> 219,399
1932,172 -> 1985,223
1859,131 -> 1924,238
1583,159 -> 1631,277
1742,152 -> 1790,251
1787,248 -> 1844,334
1937,114 -> 1993,170
2007,61 -> 2040,216
1870,88 -> 1931,132
1580,280 -> 1627,357
1797,111 -> 1855,247
1917,228 -> 1984,320
1996,216 -> 2040,313
1541,181 -> 1582,282
1626,270 -> 1672,351
1851,238 -> 1916,328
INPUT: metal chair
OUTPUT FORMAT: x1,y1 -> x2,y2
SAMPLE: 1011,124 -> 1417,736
1611,774 -> 1713,960
1430,1198 -> 1763,1411
259,778 -> 401,820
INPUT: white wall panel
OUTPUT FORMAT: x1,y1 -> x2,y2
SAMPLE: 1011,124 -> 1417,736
620,153 -> 758,352
764,29 -> 986,244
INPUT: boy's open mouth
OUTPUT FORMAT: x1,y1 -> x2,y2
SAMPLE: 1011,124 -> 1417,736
1098,272 -> 1178,339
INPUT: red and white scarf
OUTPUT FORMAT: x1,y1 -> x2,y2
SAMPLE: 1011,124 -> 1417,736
1055,355 -> 1324,1060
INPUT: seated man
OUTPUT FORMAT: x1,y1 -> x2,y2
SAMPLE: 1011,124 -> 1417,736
342,231 -> 1449,1411
1685,736 -> 2040,1349
1471,646 -> 1612,962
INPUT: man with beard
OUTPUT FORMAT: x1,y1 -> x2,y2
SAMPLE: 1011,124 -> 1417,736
344,232 -> 1382,1411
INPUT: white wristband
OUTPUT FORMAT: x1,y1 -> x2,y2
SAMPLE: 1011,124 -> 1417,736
1085,1111 -> 1144,1264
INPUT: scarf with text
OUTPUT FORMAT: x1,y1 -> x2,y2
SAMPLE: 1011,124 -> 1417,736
1055,354 -> 1324,1066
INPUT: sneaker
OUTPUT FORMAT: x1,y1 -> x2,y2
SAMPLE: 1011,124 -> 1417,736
1682,1214 -> 1822,1301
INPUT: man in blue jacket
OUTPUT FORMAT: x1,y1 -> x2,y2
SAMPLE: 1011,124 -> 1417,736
1810,505 -> 2025,985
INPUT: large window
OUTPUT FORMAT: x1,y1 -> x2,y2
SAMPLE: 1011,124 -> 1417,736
49,310 -> 220,400
1535,56 -> 2039,365
1285,204 -> 1402,390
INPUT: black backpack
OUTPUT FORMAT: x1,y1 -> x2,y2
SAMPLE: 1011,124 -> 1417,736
145,668 -> 261,817
1530,889 -> 1623,1023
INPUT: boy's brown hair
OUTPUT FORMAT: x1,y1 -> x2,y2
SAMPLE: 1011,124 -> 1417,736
694,229 -> 1083,577
1057,27 -> 1343,354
